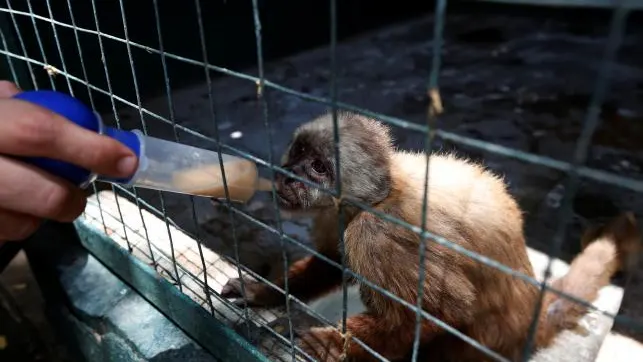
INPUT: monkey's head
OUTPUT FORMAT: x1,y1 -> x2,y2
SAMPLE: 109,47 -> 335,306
275,112 -> 393,211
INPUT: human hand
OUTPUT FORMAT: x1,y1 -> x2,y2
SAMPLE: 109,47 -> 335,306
0,81 -> 138,241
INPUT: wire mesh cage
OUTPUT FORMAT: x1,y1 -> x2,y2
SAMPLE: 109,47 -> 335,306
1,0 -> 643,361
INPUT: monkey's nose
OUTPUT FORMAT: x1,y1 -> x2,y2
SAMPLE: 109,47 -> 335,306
275,171 -> 294,188
278,165 -> 297,186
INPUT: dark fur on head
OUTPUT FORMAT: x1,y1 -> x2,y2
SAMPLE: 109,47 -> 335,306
276,112 -> 394,210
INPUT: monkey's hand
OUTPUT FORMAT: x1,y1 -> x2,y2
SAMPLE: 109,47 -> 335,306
220,277 -> 284,307
221,256 -> 344,308
299,326 -> 345,362
300,313 -> 430,362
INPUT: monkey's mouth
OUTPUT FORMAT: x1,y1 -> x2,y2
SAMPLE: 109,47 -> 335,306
276,189 -> 299,210
276,192 -> 290,206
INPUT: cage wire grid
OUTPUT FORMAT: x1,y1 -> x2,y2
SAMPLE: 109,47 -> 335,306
0,0 -> 642,361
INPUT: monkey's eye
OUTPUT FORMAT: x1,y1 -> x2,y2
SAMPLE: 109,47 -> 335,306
311,159 -> 327,174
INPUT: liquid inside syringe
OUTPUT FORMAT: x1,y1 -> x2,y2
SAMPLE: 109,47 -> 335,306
170,162 -> 274,201
127,133 -> 273,202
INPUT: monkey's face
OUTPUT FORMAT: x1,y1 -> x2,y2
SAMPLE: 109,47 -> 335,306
275,133 -> 337,211
275,112 -> 392,211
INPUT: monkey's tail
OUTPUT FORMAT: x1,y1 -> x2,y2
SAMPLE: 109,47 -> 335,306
537,212 -> 641,343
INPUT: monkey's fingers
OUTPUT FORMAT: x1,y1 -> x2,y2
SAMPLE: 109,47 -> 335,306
221,277 -> 249,299
299,327 -> 344,362
221,278 -> 278,307
228,297 -> 254,309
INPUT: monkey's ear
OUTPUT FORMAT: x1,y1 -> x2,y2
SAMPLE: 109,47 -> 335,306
280,143 -> 291,165
365,117 -> 394,148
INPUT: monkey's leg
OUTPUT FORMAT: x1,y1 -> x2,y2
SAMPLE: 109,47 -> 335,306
299,313 -> 431,362
221,255 -> 343,307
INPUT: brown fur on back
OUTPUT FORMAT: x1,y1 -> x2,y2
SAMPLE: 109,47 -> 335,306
341,148 -> 639,361
343,150 -> 542,361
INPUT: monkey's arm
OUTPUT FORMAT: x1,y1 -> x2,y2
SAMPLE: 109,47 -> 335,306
221,254 -> 343,307
221,211 -> 346,307
300,312 -> 446,362
221,256 -> 342,307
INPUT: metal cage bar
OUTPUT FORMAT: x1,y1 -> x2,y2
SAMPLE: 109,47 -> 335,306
2,6 -> 643,195
3,1 -> 37,88
192,0 -> 253,333
87,0 -> 136,255
521,5 -> 631,360
0,45 -> 638,328
249,0 -> 299,359
150,0 -> 216,314
22,0 -> 54,90
0,1 -> 642,362
115,0 -> 187,292
411,0 -> 447,360
64,0 -> 111,237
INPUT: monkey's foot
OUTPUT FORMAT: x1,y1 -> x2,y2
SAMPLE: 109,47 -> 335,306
299,326 -> 344,362
220,277 -> 282,307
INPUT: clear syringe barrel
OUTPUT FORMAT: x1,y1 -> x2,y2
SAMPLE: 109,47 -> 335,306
124,131 -> 260,202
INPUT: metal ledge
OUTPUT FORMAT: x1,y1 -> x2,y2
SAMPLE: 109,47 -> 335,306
72,219 -> 269,362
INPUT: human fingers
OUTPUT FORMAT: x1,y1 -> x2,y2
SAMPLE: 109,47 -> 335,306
0,81 -> 20,98
0,155 -> 87,222
0,208 -> 41,241
0,98 -> 138,179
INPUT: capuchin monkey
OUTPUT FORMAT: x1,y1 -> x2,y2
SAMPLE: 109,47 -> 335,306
221,112 -> 641,362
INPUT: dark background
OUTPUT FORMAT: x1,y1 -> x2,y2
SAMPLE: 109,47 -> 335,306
1,0 -> 638,112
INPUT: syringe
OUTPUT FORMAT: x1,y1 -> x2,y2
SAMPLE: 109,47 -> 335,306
11,90 -> 272,203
